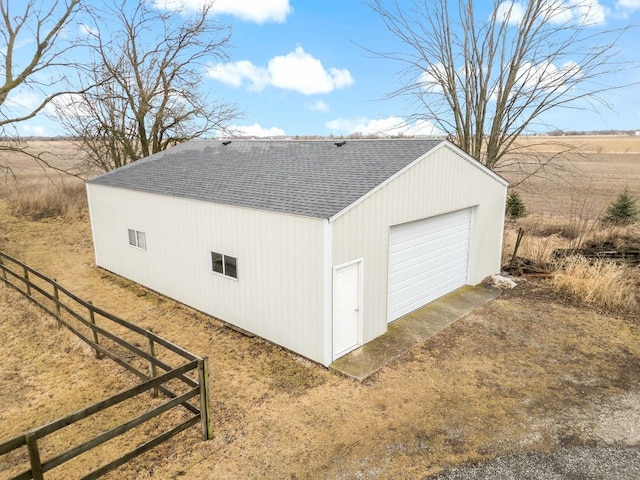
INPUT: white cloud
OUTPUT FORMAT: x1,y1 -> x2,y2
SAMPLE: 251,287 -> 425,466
325,117 -> 368,133
20,124 -> 47,136
419,64 -> 447,94
617,0 -> 640,9
78,23 -> 99,36
542,0 -> 575,24
516,60 -> 582,90
496,2 -> 526,24
571,0 -> 607,25
46,93 -> 91,118
614,0 -> 640,18
7,90 -> 40,109
326,116 -> 439,137
496,1 -> 607,26
268,47 -> 353,94
309,100 -> 330,112
152,0 -> 291,23
226,123 -> 286,137
207,47 -> 354,95
207,60 -> 270,91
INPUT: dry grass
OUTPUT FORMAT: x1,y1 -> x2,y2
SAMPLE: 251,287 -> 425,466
4,181 -> 87,220
0,258 -> 640,479
1,138 -> 640,478
586,223 -> 640,249
2,250 -> 639,478
0,140 -> 85,183
513,134 -> 640,154
503,214 -> 640,316
502,212 -> 604,266
515,214 -> 584,239
0,141 -> 89,221
549,257 -> 640,314
0,284 -> 178,480
503,223 -> 565,266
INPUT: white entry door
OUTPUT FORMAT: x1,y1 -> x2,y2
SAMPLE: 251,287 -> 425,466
387,208 -> 472,323
333,260 -> 362,360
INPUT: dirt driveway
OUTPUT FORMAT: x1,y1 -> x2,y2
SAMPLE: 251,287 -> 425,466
430,445 -> 640,479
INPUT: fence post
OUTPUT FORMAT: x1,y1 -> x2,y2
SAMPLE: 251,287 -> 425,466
0,253 -> 6,280
25,432 -> 44,480
53,280 -> 62,328
88,301 -> 101,359
147,329 -> 158,398
198,357 -> 213,440
23,265 -> 31,296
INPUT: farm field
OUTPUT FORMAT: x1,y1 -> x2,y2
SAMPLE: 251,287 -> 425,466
506,135 -> 640,217
0,136 -> 639,478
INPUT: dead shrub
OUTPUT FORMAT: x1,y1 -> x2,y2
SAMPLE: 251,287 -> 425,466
6,181 -> 87,220
549,257 -> 640,314
504,210 -> 638,268
503,221 -> 569,267
584,223 -> 640,250
517,214 -> 583,240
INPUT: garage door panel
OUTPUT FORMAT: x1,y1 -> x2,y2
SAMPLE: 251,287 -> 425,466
389,237 -> 469,279
389,273 -> 467,318
389,251 -> 468,288
390,221 -> 470,251
390,262 -> 468,296
390,234 -> 469,268
387,208 -> 472,323
392,210 -> 469,238
388,257 -> 467,302
391,233 -> 467,262
391,217 -> 470,246
390,276 -> 466,315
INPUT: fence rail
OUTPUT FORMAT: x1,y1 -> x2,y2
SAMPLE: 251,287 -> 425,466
0,251 -> 212,479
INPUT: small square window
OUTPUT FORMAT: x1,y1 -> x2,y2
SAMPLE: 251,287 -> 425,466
137,231 -> 146,250
211,252 -> 223,275
224,255 -> 237,279
211,251 -> 237,279
128,229 -> 137,246
128,229 -> 146,250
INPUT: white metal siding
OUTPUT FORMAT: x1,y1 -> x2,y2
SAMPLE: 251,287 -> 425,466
331,144 -> 507,346
87,142 -> 507,366
86,184 -> 327,364
387,208 -> 471,322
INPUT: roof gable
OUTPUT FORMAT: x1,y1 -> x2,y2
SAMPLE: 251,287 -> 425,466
88,139 -> 448,219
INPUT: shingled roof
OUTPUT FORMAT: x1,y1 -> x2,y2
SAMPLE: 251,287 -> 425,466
87,138 -> 445,219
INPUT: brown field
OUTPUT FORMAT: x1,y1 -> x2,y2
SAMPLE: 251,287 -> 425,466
514,134 -> 640,153
506,135 -> 640,218
0,137 -> 639,479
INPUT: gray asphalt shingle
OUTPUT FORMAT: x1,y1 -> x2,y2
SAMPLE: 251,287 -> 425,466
87,138 -> 444,219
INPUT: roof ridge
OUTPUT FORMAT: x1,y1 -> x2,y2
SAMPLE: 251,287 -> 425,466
88,138 -> 449,219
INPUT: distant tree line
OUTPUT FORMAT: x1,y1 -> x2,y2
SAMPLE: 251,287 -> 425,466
546,130 -> 640,136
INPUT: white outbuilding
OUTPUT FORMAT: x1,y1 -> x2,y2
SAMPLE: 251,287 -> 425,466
86,139 -> 508,366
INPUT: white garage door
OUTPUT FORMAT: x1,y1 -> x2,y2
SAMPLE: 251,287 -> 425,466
387,208 -> 472,323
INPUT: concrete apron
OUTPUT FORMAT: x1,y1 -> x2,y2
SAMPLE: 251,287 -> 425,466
330,284 -> 501,381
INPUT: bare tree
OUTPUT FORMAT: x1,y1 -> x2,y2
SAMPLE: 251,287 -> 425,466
0,0 -> 81,173
54,0 -> 239,172
369,0 -> 634,182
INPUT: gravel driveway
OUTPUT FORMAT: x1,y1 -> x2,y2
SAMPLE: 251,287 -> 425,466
427,446 -> 640,479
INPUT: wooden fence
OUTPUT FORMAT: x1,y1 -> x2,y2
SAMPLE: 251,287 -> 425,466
0,251 -> 212,479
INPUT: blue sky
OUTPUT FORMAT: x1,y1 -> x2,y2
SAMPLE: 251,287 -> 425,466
10,0 -> 640,138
